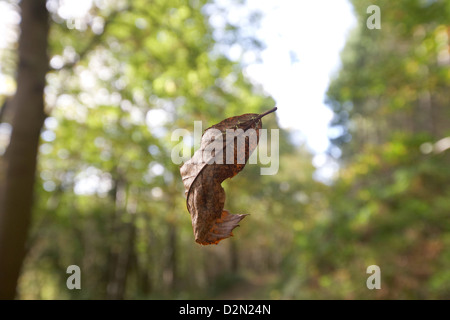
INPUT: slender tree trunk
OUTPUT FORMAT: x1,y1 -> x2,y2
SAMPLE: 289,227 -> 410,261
107,220 -> 136,300
230,239 -> 239,273
133,212 -> 153,297
166,223 -> 178,291
0,0 -> 49,299
106,175 -> 137,300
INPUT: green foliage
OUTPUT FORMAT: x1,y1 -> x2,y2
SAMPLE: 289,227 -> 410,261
13,0 -> 290,299
2,0 -> 449,299
288,0 -> 450,299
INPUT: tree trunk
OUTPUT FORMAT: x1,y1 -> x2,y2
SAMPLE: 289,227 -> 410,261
106,175 -> 136,300
230,239 -> 239,273
0,0 -> 49,299
106,220 -> 136,300
166,223 -> 178,291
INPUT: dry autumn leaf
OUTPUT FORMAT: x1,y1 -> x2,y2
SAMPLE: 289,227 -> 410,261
180,107 -> 277,245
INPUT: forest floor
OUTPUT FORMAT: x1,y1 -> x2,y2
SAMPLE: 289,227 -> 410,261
214,273 -> 279,300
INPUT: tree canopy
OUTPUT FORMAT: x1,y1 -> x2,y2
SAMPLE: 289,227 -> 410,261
0,0 -> 448,299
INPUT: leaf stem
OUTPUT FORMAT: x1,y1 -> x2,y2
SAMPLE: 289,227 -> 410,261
243,107 -> 277,131
259,107 -> 278,118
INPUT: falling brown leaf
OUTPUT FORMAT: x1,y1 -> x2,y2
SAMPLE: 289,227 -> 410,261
180,107 -> 277,245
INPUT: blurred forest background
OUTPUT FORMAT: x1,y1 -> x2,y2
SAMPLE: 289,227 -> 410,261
0,0 -> 449,299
